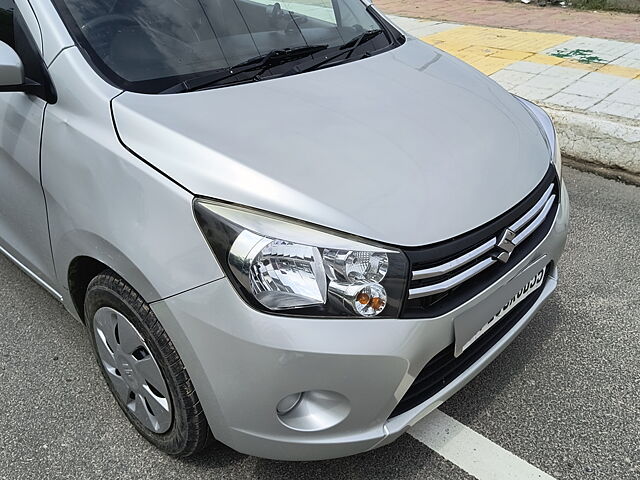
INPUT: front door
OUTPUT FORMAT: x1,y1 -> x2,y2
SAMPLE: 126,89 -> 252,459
0,1 -> 57,292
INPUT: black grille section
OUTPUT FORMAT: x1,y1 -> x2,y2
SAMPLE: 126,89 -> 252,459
389,269 -> 549,418
401,166 -> 559,318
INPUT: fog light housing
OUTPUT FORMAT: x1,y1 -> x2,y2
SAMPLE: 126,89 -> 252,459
276,392 -> 303,415
276,390 -> 350,432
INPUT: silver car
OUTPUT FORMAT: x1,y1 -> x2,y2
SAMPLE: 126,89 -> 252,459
0,0 -> 568,461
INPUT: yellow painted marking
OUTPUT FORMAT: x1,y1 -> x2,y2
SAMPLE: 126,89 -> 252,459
490,49 -> 534,61
420,24 -> 637,80
460,45 -> 500,57
421,25 -> 572,53
426,39 -> 471,53
558,59 -> 602,71
598,64 -> 640,79
471,57 -> 517,75
527,54 -> 564,65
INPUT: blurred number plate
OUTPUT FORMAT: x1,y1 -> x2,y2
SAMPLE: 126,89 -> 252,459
460,267 -> 546,355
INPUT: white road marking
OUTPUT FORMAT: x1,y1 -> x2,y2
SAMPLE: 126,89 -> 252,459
409,409 -> 557,480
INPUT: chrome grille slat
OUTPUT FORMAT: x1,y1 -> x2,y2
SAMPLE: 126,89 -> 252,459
513,194 -> 556,246
412,238 -> 497,281
407,182 -> 557,301
509,184 -> 554,233
408,257 -> 497,299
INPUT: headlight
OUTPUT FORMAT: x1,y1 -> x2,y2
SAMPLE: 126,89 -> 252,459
515,96 -> 562,179
194,200 -> 409,318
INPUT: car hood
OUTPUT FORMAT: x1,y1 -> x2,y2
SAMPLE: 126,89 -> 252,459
111,38 -> 550,247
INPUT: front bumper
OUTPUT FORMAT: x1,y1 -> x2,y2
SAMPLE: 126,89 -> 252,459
151,182 -> 569,461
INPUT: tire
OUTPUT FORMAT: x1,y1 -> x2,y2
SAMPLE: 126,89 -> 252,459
85,270 -> 211,457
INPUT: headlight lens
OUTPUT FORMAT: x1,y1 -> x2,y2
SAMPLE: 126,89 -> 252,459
515,96 -> 562,179
194,201 -> 409,318
237,233 -> 327,310
322,249 -> 389,283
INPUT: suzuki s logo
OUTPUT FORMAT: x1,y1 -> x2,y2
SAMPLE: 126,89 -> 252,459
495,229 -> 516,263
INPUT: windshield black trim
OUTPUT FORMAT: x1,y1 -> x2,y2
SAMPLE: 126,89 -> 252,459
51,1 -> 405,94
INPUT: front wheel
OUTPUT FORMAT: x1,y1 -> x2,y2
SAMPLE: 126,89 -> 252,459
85,271 -> 211,456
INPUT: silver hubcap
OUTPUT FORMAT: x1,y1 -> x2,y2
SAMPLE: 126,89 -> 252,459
93,307 -> 172,434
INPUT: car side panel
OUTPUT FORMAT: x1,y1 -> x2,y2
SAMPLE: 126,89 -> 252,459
41,47 -> 224,317
0,0 -> 56,289
0,92 -> 56,286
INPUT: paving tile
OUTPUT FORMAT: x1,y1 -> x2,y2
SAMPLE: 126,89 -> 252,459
490,49 -> 533,61
390,5 -> 640,119
389,17 -> 458,37
598,64 -> 640,79
578,71 -> 631,87
542,65 -> 589,81
490,69 -> 536,88
543,37 -> 636,63
605,80 -> 640,105
557,60 -> 603,72
402,21 -> 463,38
504,61 -> 552,75
588,100 -> 638,119
468,56 -> 517,76
520,73 -> 579,91
455,53 -> 485,65
423,25 -> 571,53
417,21 -> 640,82
460,45 -> 500,57
609,56 -> 640,70
545,92 -> 600,109
423,37 -> 469,55
617,45 -> 640,60
428,40 -> 473,54
510,85 -> 557,102
387,16 -> 435,31
562,77 -> 630,100
527,54 -> 564,66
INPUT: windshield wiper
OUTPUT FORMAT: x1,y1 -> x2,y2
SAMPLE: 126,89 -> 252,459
161,44 -> 328,94
280,30 -> 386,77
343,29 -> 387,53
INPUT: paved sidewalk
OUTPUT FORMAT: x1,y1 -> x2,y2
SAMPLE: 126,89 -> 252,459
377,0 -> 640,43
386,14 -> 640,174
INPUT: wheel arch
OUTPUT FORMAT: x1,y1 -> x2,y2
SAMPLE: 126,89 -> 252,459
60,230 -> 162,322
68,255 -> 109,323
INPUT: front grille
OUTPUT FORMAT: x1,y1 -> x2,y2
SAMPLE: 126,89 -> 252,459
401,166 -> 559,318
389,268 -> 549,418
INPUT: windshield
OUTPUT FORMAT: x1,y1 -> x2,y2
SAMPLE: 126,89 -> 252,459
53,0 -> 397,93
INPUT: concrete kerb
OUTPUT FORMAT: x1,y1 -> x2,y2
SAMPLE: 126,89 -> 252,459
543,106 -> 640,175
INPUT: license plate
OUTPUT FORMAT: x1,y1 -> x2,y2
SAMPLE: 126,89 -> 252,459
459,267 -> 546,355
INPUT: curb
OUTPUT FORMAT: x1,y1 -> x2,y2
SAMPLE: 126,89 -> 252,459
542,106 -> 640,176
563,157 -> 640,187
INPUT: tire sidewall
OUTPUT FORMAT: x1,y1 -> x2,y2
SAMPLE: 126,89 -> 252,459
85,277 -> 193,455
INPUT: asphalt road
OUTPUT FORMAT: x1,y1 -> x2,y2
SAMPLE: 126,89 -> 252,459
0,167 -> 638,480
